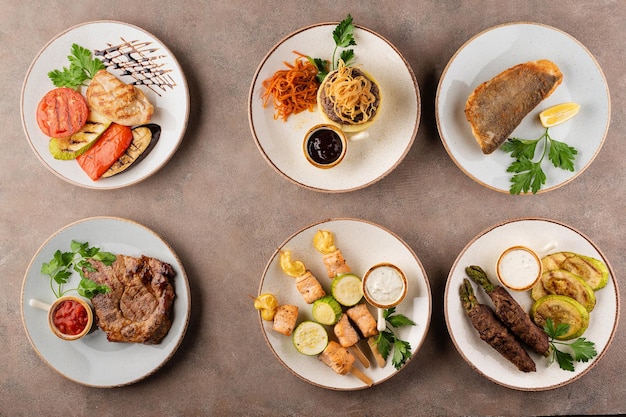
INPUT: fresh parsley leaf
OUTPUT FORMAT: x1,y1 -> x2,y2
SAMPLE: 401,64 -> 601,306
48,43 -> 105,90
339,49 -> 355,67
548,139 -> 577,171
392,339 -> 412,369
40,240 -> 113,299
543,318 -> 598,372
502,127 -> 578,194
375,307 -> 415,370
333,14 -> 356,48
307,14 -> 359,82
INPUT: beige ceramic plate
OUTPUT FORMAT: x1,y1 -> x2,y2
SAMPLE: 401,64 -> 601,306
21,216 -> 191,387
445,217 -> 619,390
436,22 -> 610,194
249,23 -> 420,192
258,218 -> 431,390
21,20 -> 189,189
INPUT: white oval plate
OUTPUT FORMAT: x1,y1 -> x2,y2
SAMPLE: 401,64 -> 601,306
258,218 -> 432,390
436,22 -> 610,194
444,217 -> 619,390
21,20 -> 189,189
249,23 -> 420,192
21,216 -> 191,387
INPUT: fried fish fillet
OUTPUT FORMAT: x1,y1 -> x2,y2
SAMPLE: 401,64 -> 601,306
87,69 -> 154,126
465,60 -> 563,154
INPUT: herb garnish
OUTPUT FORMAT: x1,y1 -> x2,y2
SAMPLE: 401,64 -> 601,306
41,240 -> 115,299
374,307 -> 416,369
501,127 -> 578,194
308,14 -> 357,83
48,43 -> 105,90
544,318 -> 597,371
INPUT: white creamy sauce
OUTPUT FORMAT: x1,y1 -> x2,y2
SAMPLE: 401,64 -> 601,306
497,248 -> 541,289
365,265 -> 405,305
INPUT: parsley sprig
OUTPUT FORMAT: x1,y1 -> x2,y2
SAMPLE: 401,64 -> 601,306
544,318 -> 597,371
502,127 -> 578,194
41,240 -> 115,299
308,14 -> 357,83
374,307 -> 416,370
48,43 -> 105,90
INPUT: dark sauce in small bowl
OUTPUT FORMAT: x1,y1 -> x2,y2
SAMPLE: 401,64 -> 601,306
303,125 -> 347,168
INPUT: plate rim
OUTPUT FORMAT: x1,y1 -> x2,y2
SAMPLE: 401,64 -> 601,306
20,215 -> 191,387
444,216 -> 620,391
20,19 -> 190,190
435,21 -> 611,194
257,217 -> 432,390
248,22 -> 421,193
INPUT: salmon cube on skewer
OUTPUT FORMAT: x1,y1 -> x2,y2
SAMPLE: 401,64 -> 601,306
334,313 -> 370,368
334,313 -> 360,347
272,304 -> 299,336
322,249 -> 351,278
295,270 -> 326,304
346,303 -> 378,338
319,341 -> 373,386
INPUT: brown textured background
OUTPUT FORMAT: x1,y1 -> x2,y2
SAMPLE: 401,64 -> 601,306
2,0 -> 624,415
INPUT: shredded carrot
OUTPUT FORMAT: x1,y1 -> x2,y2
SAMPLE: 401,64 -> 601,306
261,51 -> 320,121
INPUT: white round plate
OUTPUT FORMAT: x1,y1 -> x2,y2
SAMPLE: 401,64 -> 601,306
249,23 -> 420,192
436,22 -> 610,194
21,20 -> 189,189
258,218 -> 432,390
21,216 -> 191,387
444,217 -> 619,390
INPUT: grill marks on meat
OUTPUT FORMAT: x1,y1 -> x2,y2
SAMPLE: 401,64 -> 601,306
85,254 -> 175,344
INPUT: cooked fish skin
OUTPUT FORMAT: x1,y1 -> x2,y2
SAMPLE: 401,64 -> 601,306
465,59 -> 563,154
87,69 -> 154,126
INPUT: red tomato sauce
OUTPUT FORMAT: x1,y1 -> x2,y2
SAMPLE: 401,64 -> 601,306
52,300 -> 89,335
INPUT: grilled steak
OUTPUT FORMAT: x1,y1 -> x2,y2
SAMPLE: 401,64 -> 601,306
84,254 -> 175,344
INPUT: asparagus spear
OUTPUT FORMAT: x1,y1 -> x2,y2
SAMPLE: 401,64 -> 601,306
466,265 -> 550,355
460,279 -> 536,372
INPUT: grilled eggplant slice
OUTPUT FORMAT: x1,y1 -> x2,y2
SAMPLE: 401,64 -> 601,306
49,110 -> 111,160
101,124 -> 160,178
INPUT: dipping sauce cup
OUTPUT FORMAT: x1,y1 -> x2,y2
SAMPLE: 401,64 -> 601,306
48,295 -> 94,341
496,246 -> 543,291
362,263 -> 408,331
303,124 -> 347,169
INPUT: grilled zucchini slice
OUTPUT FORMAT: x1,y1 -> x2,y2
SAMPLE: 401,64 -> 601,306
49,110 -> 111,160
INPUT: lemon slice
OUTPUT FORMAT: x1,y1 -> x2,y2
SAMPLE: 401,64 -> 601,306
279,250 -> 306,277
539,102 -> 580,127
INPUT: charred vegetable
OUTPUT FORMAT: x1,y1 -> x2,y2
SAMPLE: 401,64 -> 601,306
102,124 -> 161,178
466,265 -> 550,355
460,279 -> 536,372
540,270 -> 596,312
542,252 -> 608,290
76,123 -> 133,181
531,294 -> 589,340
49,109 -> 111,160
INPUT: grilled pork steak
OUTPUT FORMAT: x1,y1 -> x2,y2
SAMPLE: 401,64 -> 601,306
84,254 -> 175,344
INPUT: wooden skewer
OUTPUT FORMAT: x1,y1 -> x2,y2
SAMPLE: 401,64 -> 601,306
367,337 -> 387,368
349,366 -> 373,387
349,345 -> 370,369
